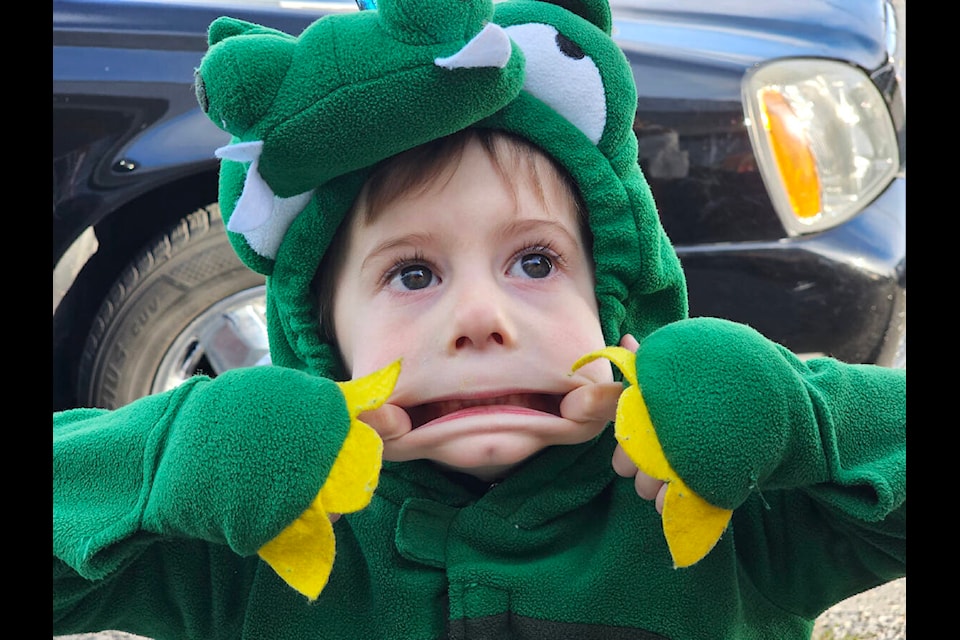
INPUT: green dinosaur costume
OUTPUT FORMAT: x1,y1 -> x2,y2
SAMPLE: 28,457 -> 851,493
53,0 -> 906,637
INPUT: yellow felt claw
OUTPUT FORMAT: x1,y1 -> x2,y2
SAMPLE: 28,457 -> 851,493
572,347 -> 732,568
258,359 -> 401,600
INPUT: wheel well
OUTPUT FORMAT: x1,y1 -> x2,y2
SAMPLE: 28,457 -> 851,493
53,170 -> 220,411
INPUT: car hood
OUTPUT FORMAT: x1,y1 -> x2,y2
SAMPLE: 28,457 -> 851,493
54,0 -> 893,81
612,0 -> 890,70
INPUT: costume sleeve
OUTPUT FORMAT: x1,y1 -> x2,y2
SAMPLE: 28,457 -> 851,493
53,365 -> 370,635
633,317 -> 905,613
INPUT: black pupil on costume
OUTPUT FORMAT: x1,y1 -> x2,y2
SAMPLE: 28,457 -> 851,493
556,33 -> 585,60
194,70 -> 209,112
400,265 -> 432,290
522,254 -> 552,278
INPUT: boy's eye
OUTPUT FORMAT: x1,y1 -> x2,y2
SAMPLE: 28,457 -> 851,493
391,264 -> 437,290
512,252 -> 553,279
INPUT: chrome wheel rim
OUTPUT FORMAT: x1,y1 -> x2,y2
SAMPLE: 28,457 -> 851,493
152,285 -> 270,394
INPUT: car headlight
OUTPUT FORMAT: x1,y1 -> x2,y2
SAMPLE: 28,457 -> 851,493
742,58 -> 900,236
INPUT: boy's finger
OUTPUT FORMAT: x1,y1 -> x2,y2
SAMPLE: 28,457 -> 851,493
633,469 -> 665,503
612,444 -> 639,477
358,403 -> 412,442
559,382 -> 624,424
655,484 -> 667,515
620,333 -> 640,352
614,444 -> 667,510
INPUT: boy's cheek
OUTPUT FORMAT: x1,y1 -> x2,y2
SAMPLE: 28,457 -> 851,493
343,325 -> 417,381
580,357 -> 616,383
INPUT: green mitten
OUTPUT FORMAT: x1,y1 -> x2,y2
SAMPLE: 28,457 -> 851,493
258,360 -> 400,600
573,346 -> 732,568
134,362 -> 398,599
574,317 -> 835,567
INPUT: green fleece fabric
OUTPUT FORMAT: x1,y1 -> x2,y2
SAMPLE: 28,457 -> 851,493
54,375 -> 905,639
203,0 -> 687,375
54,367 -> 351,573
633,318 -> 907,514
53,0 -> 906,637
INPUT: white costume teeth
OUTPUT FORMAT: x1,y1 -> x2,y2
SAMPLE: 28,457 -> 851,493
214,22 -> 515,262
435,22 -> 513,70
215,140 -> 314,260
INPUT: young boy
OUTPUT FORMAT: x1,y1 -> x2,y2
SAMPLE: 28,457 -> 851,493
318,128 -> 623,483
53,0 -> 906,638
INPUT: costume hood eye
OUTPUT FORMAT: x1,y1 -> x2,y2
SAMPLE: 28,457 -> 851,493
505,23 -> 606,144
195,69 -> 209,114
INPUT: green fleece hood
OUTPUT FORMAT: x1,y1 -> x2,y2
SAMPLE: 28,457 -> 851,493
195,0 -> 688,379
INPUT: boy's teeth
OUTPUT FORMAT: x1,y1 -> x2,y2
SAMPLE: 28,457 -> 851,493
409,393 -> 562,428
441,394 -> 525,412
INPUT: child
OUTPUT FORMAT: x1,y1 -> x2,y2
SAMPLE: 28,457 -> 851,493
53,0 -> 906,638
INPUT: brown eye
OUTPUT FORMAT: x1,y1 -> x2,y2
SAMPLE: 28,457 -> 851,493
520,253 -> 553,278
397,265 -> 435,290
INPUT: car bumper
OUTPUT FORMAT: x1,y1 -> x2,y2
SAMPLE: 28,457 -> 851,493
676,175 -> 906,368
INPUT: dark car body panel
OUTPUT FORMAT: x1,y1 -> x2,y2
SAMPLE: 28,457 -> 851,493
614,0 -> 890,72
52,0 -> 906,410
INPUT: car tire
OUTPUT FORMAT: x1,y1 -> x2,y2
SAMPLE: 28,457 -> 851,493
77,204 -> 269,409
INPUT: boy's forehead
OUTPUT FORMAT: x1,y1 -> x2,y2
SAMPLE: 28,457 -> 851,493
357,133 -> 576,227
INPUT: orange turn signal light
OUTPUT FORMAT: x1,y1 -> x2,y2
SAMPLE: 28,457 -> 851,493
759,89 -> 821,221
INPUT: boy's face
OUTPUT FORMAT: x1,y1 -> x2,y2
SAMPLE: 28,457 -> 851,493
332,136 -> 613,481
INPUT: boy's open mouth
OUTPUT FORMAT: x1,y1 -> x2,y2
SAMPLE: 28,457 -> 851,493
407,393 -> 563,429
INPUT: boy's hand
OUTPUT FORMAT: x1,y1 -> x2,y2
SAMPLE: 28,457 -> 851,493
358,403 -> 413,445
328,404 -> 412,523
258,360 -> 400,600
559,333 -> 629,441
328,404 -> 409,523
574,326 -> 741,568
328,403 -> 406,522
600,334 -> 667,514
561,333 -> 665,512
613,441 -> 667,514
557,380 -> 623,433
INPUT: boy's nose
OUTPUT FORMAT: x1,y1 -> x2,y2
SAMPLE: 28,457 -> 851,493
447,279 -> 516,352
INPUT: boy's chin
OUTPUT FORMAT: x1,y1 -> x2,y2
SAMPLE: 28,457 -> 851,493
419,432 -> 596,482
429,445 -> 536,482
382,414 -> 608,481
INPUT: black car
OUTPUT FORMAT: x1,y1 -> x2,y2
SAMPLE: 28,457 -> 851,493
53,0 -> 906,412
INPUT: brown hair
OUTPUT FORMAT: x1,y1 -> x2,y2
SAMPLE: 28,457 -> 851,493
311,128 -> 589,343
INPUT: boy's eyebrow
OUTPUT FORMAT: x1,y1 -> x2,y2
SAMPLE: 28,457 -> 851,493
359,232 -> 435,272
495,217 -> 582,247
359,216 -> 583,272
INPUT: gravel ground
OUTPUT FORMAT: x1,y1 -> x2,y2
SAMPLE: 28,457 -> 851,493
56,577 -> 905,640
812,577 -> 906,640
